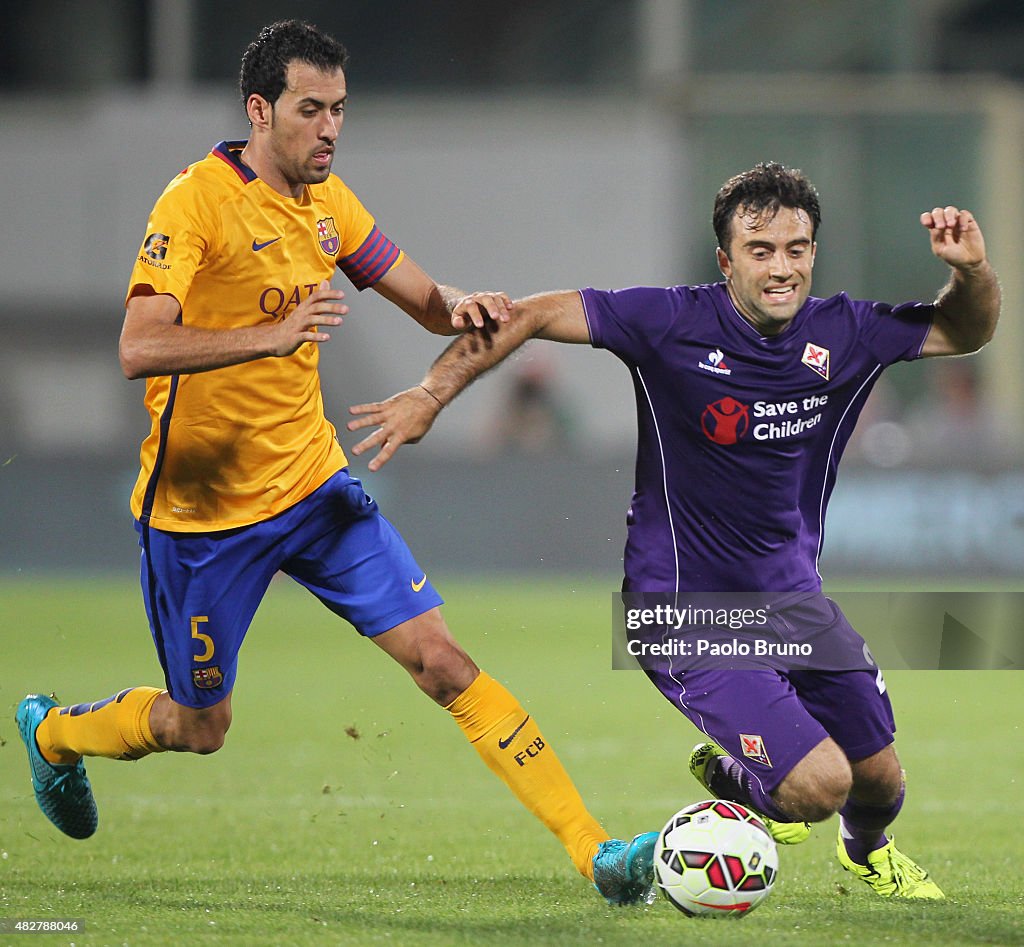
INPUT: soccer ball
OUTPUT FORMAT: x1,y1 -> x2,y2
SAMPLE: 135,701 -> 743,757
655,799 -> 778,917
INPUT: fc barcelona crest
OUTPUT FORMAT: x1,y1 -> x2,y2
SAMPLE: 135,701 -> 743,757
192,665 -> 224,689
316,217 -> 340,255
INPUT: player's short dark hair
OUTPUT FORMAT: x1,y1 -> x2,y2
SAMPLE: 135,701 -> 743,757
713,162 -> 821,256
239,20 -> 349,108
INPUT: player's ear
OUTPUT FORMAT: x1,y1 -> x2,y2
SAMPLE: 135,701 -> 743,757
716,247 -> 731,279
246,93 -> 273,130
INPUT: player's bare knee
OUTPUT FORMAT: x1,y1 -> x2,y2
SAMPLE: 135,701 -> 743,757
153,697 -> 231,754
161,718 -> 229,754
809,773 -> 851,820
414,643 -> 478,706
194,732 -> 227,754
181,730 -> 227,755
376,610 -> 476,703
401,633 -> 469,701
775,741 -> 852,821
777,777 -> 848,823
850,746 -> 904,805
851,770 -> 902,807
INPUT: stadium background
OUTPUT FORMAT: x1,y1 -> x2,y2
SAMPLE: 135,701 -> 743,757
1,0 -> 1022,580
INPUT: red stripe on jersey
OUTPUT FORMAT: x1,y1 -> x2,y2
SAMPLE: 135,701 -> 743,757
339,225 -> 401,289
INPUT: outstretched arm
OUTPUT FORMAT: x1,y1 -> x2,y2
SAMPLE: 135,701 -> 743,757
371,255 -> 512,336
347,290 -> 589,470
919,206 -> 1000,357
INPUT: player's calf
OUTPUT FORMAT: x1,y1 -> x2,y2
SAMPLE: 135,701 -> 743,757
148,692 -> 231,754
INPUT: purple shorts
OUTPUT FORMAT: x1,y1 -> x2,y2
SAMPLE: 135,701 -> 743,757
642,593 -> 895,795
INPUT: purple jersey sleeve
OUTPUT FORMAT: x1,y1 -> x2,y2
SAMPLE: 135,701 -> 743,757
850,296 -> 933,365
581,286 -> 688,362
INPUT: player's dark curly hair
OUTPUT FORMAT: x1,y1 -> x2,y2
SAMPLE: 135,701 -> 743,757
239,20 -> 349,108
713,162 -> 821,256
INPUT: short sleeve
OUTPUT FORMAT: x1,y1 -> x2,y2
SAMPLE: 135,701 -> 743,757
581,286 -> 683,363
125,175 -> 211,308
850,297 -> 933,366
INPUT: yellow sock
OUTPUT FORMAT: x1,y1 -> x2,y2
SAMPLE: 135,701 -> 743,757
446,670 -> 609,880
37,687 -> 167,763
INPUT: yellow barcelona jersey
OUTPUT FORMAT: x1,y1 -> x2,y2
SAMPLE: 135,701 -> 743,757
126,140 -> 403,532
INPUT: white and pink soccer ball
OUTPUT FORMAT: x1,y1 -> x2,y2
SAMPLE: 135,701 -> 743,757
655,799 -> 779,917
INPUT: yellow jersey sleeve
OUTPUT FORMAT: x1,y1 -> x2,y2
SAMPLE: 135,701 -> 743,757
327,178 -> 405,291
126,168 -> 216,308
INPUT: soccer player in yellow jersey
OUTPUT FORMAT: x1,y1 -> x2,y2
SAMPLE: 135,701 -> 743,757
15,19 -> 656,904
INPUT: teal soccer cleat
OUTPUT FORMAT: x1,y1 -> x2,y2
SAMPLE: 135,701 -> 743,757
16,694 -> 98,839
592,832 -> 659,905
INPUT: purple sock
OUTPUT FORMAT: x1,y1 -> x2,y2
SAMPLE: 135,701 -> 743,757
840,784 -> 905,865
707,754 -> 792,822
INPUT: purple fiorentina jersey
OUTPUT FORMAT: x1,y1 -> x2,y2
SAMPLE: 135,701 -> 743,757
582,282 -> 932,595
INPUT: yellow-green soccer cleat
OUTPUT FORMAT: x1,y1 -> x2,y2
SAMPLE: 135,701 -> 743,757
592,832 -> 659,905
16,694 -> 98,839
836,831 -> 945,899
689,741 -> 811,845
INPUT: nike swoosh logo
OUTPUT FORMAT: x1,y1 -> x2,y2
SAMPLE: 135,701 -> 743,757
497,715 -> 530,750
411,574 -> 427,592
251,237 -> 281,252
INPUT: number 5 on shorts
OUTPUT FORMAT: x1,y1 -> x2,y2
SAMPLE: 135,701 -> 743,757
191,616 -> 214,662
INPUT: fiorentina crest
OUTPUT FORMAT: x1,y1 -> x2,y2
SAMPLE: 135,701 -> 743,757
801,342 -> 830,380
739,732 -> 772,767
316,217 -> 340,255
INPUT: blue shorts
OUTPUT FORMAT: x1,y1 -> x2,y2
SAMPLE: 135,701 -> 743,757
136,470 -> 443,708
641,594 -> 896,795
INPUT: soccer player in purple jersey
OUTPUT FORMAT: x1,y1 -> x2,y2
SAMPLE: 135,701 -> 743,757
349,163 -> 1000,900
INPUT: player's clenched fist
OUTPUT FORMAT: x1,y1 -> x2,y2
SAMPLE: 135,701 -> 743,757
920,206 -> 987,271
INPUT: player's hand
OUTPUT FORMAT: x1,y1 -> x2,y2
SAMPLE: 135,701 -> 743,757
268,279 -> 348,356
920,206 -> 987,271
451,291 -> 514,330
347,385 -> 442,472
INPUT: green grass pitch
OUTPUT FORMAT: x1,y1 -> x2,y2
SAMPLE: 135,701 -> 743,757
1,576 -> 1022,946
